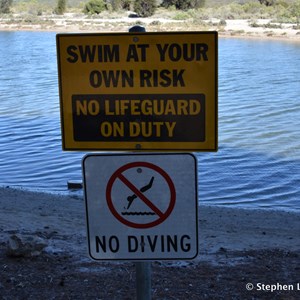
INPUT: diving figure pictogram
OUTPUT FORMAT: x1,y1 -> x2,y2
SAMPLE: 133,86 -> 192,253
126,176 -> 155,210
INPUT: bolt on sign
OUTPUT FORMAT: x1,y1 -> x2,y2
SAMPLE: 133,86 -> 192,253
56,32 -> 218,151
82,153 -> 198,260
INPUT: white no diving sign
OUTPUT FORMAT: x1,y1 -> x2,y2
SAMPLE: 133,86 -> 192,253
82,153 -> 198,260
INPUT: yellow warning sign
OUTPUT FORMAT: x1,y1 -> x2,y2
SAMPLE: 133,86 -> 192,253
57,32 -> 218,151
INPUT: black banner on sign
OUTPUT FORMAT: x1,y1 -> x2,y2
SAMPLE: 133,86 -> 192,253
72,94 -> 205,142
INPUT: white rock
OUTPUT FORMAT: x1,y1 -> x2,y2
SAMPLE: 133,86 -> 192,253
6,234 -> 47,257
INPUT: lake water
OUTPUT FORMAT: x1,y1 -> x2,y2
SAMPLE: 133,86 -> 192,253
0,31 -> 299,211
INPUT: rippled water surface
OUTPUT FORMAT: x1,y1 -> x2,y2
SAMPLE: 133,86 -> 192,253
0,32 -> 299,211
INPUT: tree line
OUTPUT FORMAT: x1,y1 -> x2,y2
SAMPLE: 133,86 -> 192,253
0,0 -> 297,17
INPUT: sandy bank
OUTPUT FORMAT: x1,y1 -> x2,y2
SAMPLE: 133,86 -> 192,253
0,187 -> 299,258
0,13 -> 300,42
1,187 -> 299,298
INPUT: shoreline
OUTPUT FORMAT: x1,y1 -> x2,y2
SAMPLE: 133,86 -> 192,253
1,186 -> 299,257
0,14 -> 300,42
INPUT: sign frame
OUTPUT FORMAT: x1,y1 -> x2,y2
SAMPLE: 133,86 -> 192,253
82,153 -> 199,261
57,31 -> 218,152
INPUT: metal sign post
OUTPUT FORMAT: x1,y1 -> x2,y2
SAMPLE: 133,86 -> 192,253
57,24 -> 218,299
131,26 -> 151,300
129,26 -> 152,300
136,262 -> 151,300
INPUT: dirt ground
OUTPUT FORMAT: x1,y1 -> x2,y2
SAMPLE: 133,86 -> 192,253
0,188 -> 299,299
1,244 -> 299,300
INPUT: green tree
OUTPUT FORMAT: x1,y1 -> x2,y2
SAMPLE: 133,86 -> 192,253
161,0 -> 174,8
83,0 -> 105,14
0,0 -> 13,14
107,0 -> 131,11
290,0 -> 300,25
54,0 -> 67,15
161,0 -> 205,10
258,0 -> 274,6
121,0 -> 132,10
109,0 -> 122,11
134,0 -> 156,17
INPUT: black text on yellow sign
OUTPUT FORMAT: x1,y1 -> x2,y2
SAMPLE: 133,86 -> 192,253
73,94 -> 205,142
66,43 -> 208,89
56,32 -> 218,151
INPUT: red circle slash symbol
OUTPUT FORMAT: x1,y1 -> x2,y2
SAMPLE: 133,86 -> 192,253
106,162 -> 176,229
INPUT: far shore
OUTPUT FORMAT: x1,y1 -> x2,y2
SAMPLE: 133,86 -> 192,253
1,13 -> 300,42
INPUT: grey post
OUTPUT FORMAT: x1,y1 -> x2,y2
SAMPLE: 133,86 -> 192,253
129,24 -> 151,300
136,261 -> 152,300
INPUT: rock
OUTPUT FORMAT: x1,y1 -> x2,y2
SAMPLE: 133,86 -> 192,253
6,234 -> 47,258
